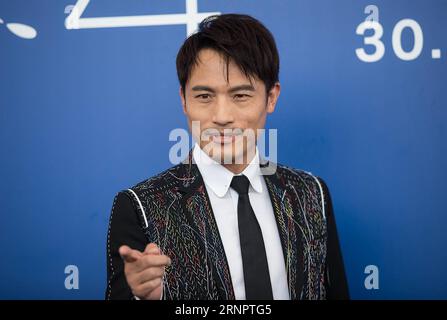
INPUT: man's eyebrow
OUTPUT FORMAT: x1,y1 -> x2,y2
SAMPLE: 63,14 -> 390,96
191,84 -> 255,93
191,85 -> 215,92
228,84 -> 255,93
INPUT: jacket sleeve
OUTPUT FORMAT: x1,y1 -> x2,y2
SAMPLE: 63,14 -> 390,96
105,191 -> 148,300
317,177 -> 350,300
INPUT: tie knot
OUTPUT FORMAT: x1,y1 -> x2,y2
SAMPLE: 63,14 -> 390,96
230,175 -> 250,195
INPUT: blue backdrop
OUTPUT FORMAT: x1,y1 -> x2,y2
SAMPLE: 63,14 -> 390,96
1,0 -> 446,299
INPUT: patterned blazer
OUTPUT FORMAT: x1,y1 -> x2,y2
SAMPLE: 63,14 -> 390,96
106,152 -> 349,300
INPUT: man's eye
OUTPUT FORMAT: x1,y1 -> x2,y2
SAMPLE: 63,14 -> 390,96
196,94 -> 211,100
234,94 -> 251,100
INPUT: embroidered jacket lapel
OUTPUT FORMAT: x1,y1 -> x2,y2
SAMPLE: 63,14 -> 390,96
263,167 -> 305,299
177,153 -> 236,300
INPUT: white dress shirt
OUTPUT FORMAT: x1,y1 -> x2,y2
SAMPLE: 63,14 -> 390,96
192,143 -> 290,300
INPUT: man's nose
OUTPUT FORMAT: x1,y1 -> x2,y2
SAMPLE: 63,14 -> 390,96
212,96 -> 234,126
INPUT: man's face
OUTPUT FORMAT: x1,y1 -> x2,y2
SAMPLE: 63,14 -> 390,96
180,48 -> 280,165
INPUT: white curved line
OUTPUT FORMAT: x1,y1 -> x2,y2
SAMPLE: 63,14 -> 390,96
309,174 -> 326,221
127,188 -> 149,228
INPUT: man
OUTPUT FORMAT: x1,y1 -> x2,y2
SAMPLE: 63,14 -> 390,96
106,14 -> 349,300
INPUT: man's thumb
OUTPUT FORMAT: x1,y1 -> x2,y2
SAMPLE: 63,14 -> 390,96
144,243 -> 161,255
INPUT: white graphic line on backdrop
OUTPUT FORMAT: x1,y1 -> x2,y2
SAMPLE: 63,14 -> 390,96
65,0 -> 220,37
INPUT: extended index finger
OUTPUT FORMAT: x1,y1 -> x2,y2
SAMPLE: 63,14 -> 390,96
138,253 -> 172,269
119,245 -> 143,263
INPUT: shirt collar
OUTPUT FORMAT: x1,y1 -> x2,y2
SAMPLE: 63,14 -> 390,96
192,143 -> 263,198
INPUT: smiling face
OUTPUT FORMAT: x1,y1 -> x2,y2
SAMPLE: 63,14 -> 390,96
180,48 -> 280,173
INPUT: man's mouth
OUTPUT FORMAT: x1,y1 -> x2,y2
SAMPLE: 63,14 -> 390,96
204,129 -> 244,145
211,133 -> 237,144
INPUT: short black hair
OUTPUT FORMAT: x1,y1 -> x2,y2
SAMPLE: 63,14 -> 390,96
176,14 -> 280,96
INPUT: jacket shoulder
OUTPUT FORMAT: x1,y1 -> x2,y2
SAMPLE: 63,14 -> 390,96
126,163 -> 186,194
275,163 -> 325,186
112,163 -> 187,230
276,163 -> 328,201
275,163 -> 331,220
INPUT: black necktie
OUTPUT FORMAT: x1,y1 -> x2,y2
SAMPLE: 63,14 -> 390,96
230,175 -> 273,300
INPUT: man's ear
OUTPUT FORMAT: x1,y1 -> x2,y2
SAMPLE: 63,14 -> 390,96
179,86 -> 187,114
267,82 -> 280,114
